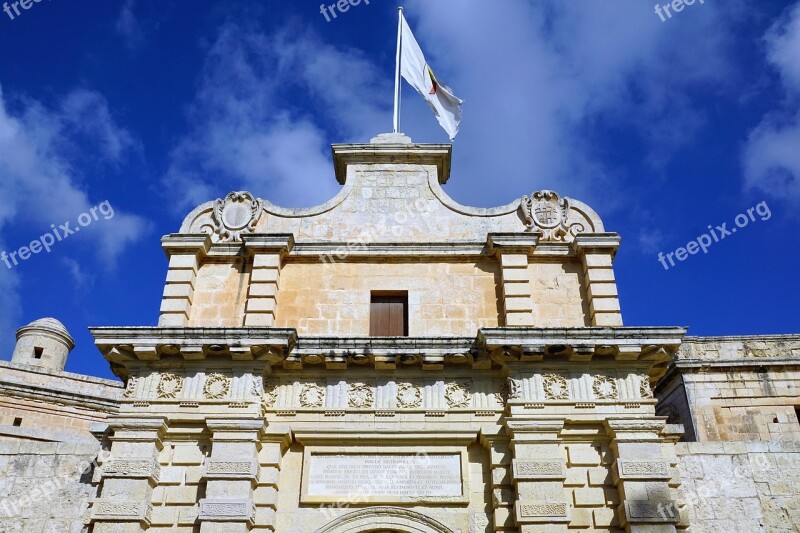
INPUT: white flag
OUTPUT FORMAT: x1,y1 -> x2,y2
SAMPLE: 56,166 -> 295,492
399,14 -> 463,141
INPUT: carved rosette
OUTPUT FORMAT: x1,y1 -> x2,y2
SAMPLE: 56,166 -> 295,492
203,373 -> 230,400
156,373 -> 183,399
445,381 -> 472,408
202,191 -> 263,242
348,383 -> 374,408
542,373 -> 569,400
396,383 -> 422,408
640,375 -> 654,399
299,383 -> 325,408
521,190 -> 584,242
592,375 -> 618,400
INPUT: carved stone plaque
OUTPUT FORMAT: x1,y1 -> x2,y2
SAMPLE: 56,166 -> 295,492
304,452 -> 464,503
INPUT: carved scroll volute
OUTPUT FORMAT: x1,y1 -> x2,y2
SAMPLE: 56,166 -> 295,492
200,191 -> 263,242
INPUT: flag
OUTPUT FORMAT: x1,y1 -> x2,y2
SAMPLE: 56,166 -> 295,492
399,13 -> 463,141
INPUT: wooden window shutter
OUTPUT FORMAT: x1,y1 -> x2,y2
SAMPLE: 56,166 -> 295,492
370,293 -> 408,336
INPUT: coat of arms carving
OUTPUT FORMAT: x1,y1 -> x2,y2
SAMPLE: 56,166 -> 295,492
205,191 -> 263,242
521,190 -> 584,242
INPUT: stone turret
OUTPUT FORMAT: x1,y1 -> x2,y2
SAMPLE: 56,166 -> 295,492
10,317 -> 75,371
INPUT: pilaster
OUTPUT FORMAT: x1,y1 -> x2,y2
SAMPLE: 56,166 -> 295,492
507,420 -> 570,533
199,418 -> 266,532
481,430 -> 516,532
488,233 -> 539,327
159,235 -> 211,326
242,234 -> 294,327
605,419 -> 679,533
90,417 -> 168,533
573,235 -> 622,327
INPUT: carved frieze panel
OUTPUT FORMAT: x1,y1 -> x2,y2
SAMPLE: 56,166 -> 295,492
515,501 -> 570,523
198,498 -> 255,523
91,500 -> 152,524
396,382 -> 423,408
624,500 -> 679,523
445,381 -> 472,408
299,383 -> 325,408
512,460 -> 566,480
204,459 -> 259,480
639,375 -> 654,399
348,382 -> 375,408
102,458 -> 160,482
617,460 -> 670,480
592,375 -> 618,400
542,373 -> 569,400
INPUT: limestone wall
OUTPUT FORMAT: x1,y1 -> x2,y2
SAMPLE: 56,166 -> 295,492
0,440 -> 100,532
275,260 -> 503,336
676,441 -> 800,532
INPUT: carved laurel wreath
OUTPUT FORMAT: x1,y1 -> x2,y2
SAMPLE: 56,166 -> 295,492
445,381 -> 472,408
348,383 -> 375,408
299,383 -> 325,408
262,381 -> 277,408
123,376 -> 138,398
520,190 -> 584,242
542,373 -> 569,400
156,373 -> 183,399
592,375 -> 618,400
640,375 -> 654,399
396,383 -> 422,408
203,373 -> 231,400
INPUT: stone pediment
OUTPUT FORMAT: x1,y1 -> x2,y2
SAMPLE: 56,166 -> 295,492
178,140 -> 604,245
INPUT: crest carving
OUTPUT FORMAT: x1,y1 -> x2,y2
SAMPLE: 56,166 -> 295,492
204,191 -> 263,242
204,373 -> 231,400
396,382 -> 422,408
156,373 -> 183,399
348,383 -> 375,408
445,381 -> 472,408
521,190 -> 584,242
542,373 -> 569,400
592,375 -> 618,400
299,383 -> 325,408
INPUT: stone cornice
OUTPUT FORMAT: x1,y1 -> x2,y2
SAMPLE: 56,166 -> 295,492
571,233 -> 621,258
487,233 -> 541,255
331,142 -> 452,184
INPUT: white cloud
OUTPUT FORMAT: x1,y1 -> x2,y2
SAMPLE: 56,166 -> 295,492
116,0 -> 145,51
0,85 -> 150,351
744,1 -> 800,201
164,21 -> 390,209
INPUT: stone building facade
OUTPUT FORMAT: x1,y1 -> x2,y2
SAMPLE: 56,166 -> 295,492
0,134 -> 798,532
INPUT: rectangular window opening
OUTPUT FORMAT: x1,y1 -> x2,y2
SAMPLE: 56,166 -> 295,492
33,347 -> 44,359
370,292 -> 408,337
13,418 -> 22,427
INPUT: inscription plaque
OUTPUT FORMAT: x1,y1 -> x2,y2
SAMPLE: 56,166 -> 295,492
307,453 -> 462,498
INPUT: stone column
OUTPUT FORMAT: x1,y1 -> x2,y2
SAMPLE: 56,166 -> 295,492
507,420 -> 570,533
605,419 -> 679,533
487,234 -> 539,327
242,234 -> 294,327
573,235 -> 622,327
481,431 -> 516,532
199,419 -> 265,532
90,417 -> 167,533
159,235 -> 210,326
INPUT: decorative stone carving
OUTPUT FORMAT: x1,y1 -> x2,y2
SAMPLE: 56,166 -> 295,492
202,191 -> 263,242
445,381 -> 472,408
640,375 -> 654,399
262,381 -> 277,408
299,383 -> 325,408
102,458 -> 160,482
507,378 -> 522,400
515,501 -> 570,523
513,460 -> 566,480
203,373 -> 230,400
542,373 -> 569,400
521,190 -> 584,242
624,500 -> 679,522
396,382 -> 422,408
91,500 -> 152,524
592,375 -> 618,400
204,459 -> 259,480
156,372 -> 183,399
617,460 -> 670,480
198,498 -> 255,524
348,382 -> 374,408
123,376 -> 137,398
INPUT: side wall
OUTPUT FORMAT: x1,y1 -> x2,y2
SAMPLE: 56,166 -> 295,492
0,441 -> 100,532
676,441 -> 800,532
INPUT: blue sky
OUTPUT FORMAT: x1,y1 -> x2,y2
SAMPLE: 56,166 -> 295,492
0,0 -> 798,380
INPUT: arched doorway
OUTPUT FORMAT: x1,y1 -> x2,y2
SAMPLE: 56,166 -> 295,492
315,507 -> 455,533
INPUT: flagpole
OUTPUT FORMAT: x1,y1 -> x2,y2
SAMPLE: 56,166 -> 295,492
393,7 -> 403,133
